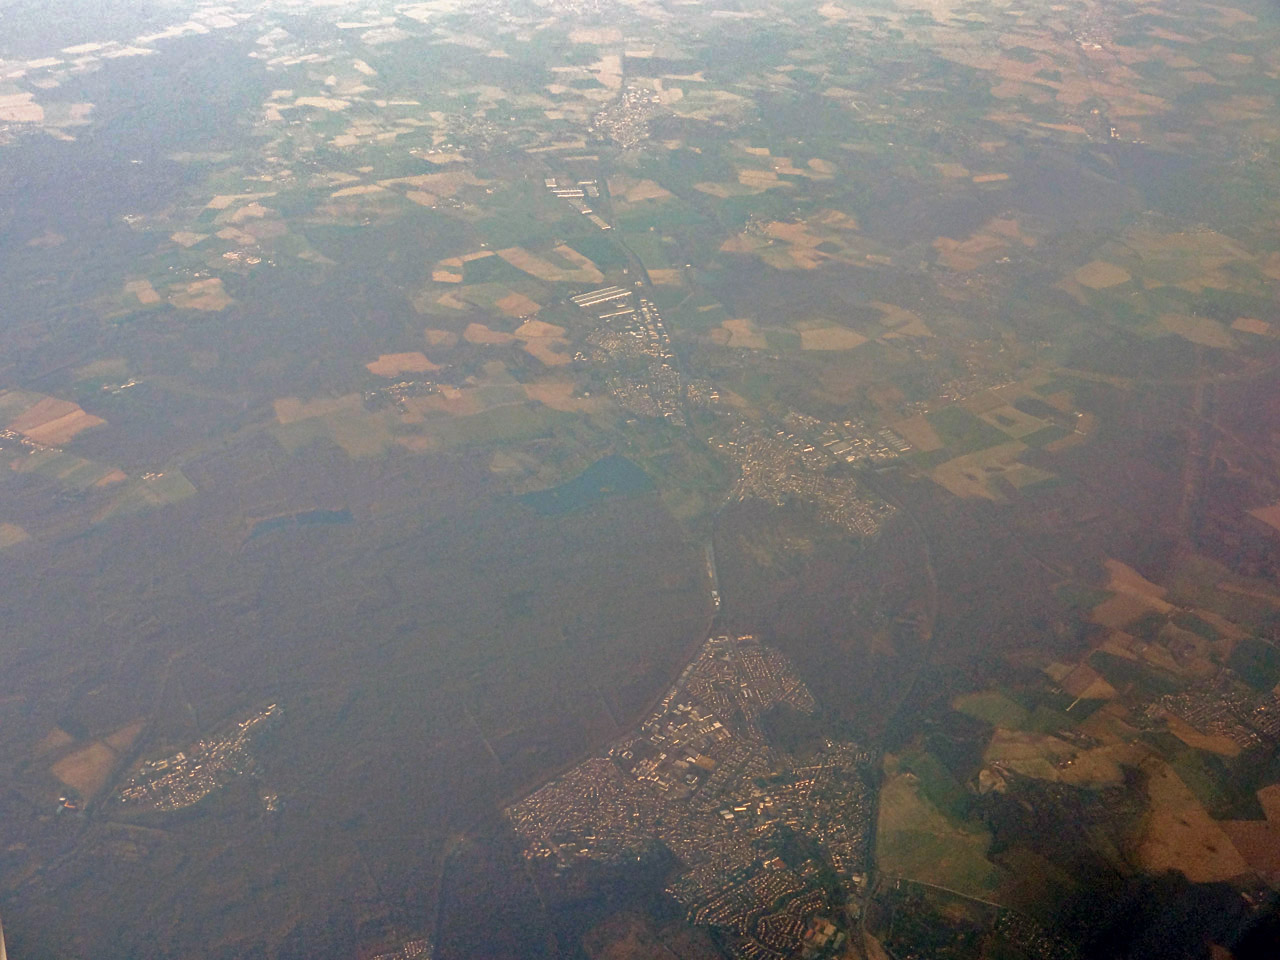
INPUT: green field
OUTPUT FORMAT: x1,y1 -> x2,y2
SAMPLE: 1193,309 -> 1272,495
1021,425 -> 1071,447
953,691 -> 1031,731
427,403 -> 569,450
876,755 -> 1004,900
1089,650 -> 1185,697
927,407 -> 1010,455
1227,636 -> 1280,691
563,234 -> 630,270
96,470 -> 197,523
621,231 -> 674,270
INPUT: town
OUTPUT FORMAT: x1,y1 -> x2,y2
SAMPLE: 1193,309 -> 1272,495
705,413 -> 899,537
507,635 -> 875,960
113,704 -> 281,813
370,937 -> 433,960
590,82 -> 662,150
574,285 -> 687,425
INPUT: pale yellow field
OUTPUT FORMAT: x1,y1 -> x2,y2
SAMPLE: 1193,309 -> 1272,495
1059,663 -> 1118,700
513,320 -> 570,366
0,522 -> 29,549
464,323 -> 517,345
1037,122 -> 1088,135
170,278 -> 232,311
1249,502 -> 1280,533
294,96 -> 349,111
36,727 -> 75,755
406,190 -> 440,207
514,320 -> 565,340
8,395 -> 79,431
274,394 -> 363,425
935,217 -> 1038,272
330,183 -> 386,198
800,326 -> 866,351
984,729 -> 1078,781
1138,761 -> 1249,882
434,291 -> 469,311
1164,714 -> 1241,758
1232,317 -> 1270,336
890,414 -> 944,452
873,302 -> 934,338
421,151 -> 468,165
1158,313 -> 1235,349
1221,784 -> 1280,875
0,92 -> 43,123
496,292 -> 542,317
366,352 -> 441,377
169,231 -> 208,248
497,246 -> 602,284
608,177 -> 673,204
934,232 -> 1007,271
1102,559 -> 1174,611
103,719 -> 145,752
378,170 -> 487,197
1074,260 -> 1132,289
51,741 -> 118,797
738,168 -> 780,188
524,379 -> 600,412
694,181 -> 763,198
227,202 -> 271,223
124,279 -> 162,304
206,192 -> 276,211
21,410 -> 106,447
591,54 -> 623,90
930,441 -> 1029,500
717,318 -> 769,350
719,233 -> 764,254
7,395 -> 106,446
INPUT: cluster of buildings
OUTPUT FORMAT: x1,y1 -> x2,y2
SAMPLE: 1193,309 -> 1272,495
362,379 -> 439,412
590,83 -> 662,149
369,937 -> 432,960
114,704 -> 281,813
0,427 -> 48,454
507,635 -> 874,959
994,910 -> 1080,960
543,176 -> 611,230
574,287 -> 687,425
814,420 -> 911,462
707,416 -> 896,536
221,249 -> 264,265
1154,672 -> 1280,747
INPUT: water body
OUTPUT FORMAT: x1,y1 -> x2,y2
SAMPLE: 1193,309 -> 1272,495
519,456 -> 654,515
248,509 -> 354,539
